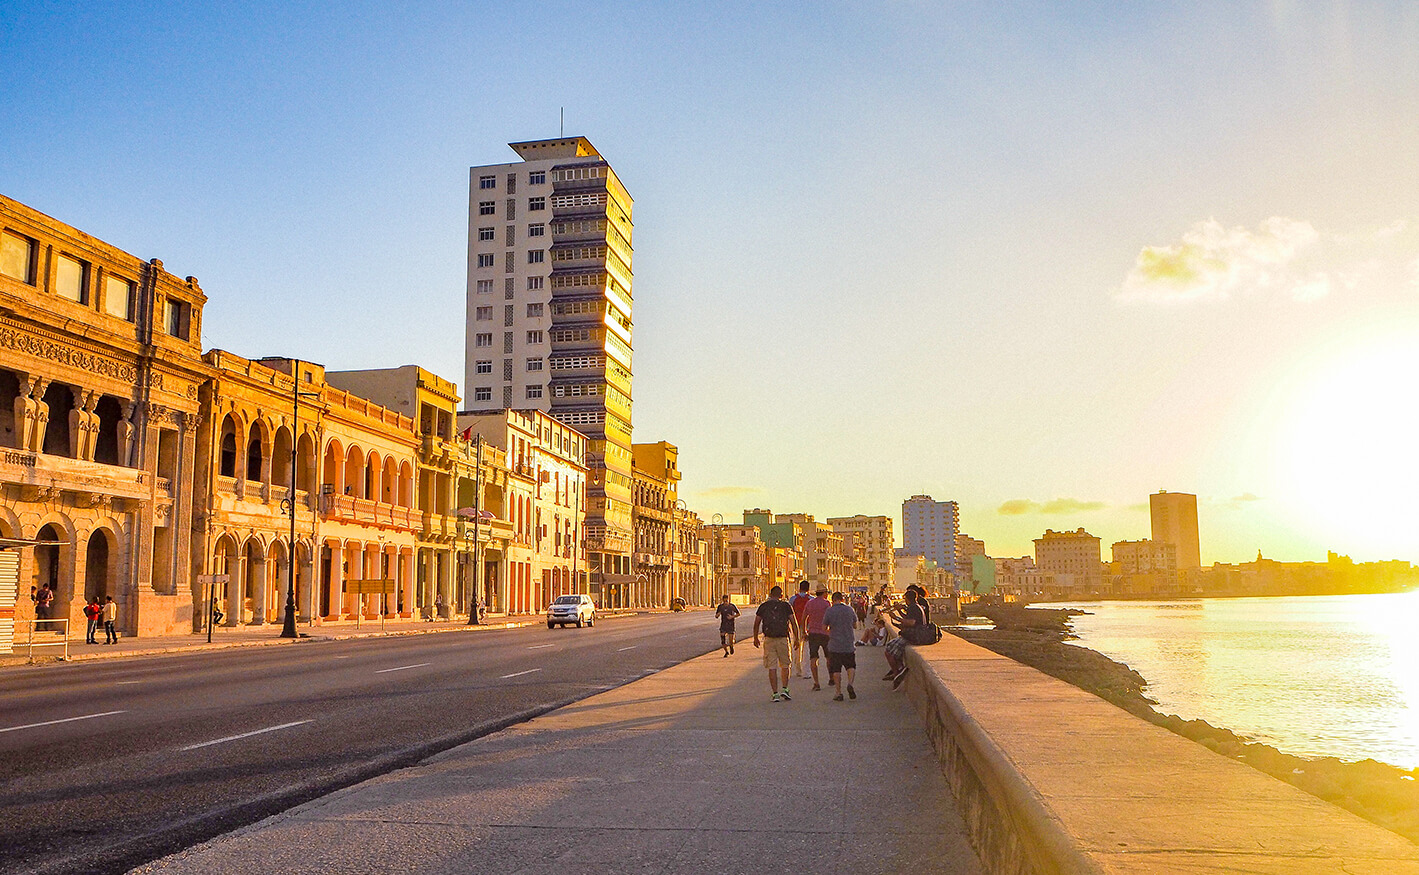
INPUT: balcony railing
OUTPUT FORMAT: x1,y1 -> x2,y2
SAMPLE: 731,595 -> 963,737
321,493 -> 420,530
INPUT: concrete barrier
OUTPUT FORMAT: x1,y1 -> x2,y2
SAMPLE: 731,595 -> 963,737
902,635 -> 1419,875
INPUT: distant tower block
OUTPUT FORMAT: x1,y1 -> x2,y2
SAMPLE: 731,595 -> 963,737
1150,491 -> 1200,570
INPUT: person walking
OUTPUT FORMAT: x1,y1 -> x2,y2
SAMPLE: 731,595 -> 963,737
801,584 -> 832,691
824,591 -> 858,701
83,598 -> 101,644
101,596 -> 118,645
753,585 -> 801,702
787,580 -> 812,679
714,594 -> 740,657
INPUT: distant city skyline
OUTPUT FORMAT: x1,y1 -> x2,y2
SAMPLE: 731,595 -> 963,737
3,2 -> 1415,565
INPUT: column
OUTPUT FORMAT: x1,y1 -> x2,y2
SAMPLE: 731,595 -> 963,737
326,539 -> 344,620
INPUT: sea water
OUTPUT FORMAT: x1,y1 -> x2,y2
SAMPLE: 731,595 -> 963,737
1056,593 -> 1419,769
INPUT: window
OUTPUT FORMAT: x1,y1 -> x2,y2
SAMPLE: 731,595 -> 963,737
529,171 -> 546,185
527,250 -> 544,264
526,357 -> 543,372
526,385 -> 543,400
55,254 -> 87,302
475,333 -> 493,347
527,276 -> 544,291
476,279 -> 493,294
478,227 -> 494,241
478,201 -> 495,216
479,175 -> 496,190
528,197 -> 546,211
526,330 -> 544,344
476,306 -> 493,321
164,298 -> 187,338
528,223 -> 545,237
526,303 -> 543,317
476,253 -> 494,268
103,275 -> 133,320
474,387 -> 492,402
1,231 -> 35,283
475,360 -> 492,374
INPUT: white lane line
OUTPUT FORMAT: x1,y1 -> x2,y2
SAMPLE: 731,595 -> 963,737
375,663 -> 430,674
616,645 -> 637,652
501,668 -> 542,679
0,710 -> 127,735
180,720 -> 312,751
115,681 -> 143,685
527,643 -> 555,649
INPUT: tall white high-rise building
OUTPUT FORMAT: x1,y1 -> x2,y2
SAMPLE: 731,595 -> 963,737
902,494 -> 959,576
465,137 -> 635,601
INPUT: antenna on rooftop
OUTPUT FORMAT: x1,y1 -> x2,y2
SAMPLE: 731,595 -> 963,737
560,107 -> 564,138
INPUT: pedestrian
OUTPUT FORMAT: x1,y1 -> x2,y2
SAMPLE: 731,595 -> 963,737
83,597 -> 101,644
824,591 -> 858,701
801,584 -> 832,691
102,596 -> 118,645
211,596 -> 225,626
884,588 -> 925,688
787,579 -> 812,679
434,591 -> 445,620
36,584 -> 55,632
714,594 -> 740,657
753,585 -> 801,702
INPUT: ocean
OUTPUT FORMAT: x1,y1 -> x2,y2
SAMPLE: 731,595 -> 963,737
1056,593 -> 1419,770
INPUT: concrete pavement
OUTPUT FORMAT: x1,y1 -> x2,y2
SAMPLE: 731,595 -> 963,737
132,643 -> 983,875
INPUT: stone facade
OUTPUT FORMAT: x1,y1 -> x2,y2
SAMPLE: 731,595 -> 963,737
2,193 -> 210,638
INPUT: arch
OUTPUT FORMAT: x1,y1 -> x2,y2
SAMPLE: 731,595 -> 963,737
83,527 -> 117,603
267,538 -> 289,624
381,457 -> 397,505
219,413 -> 240,477
296,431 -> 316,492
33,520 -> 71,629
41,383 -> 75,457
322,438 -> 343,492
271,425 -> 293,489
245,420 -> 268,483
343,445 -> 364,497
93,395 -> 124,465
365,449 -> 380,500
398,461 -> 414,507
242,536 -> 267,624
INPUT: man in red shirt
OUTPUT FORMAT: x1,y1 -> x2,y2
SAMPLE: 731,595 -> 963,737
801,584 -> 833,691
786,580 -> 813,679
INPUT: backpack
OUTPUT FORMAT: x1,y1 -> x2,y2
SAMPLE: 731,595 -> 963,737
905,622 -> 942,646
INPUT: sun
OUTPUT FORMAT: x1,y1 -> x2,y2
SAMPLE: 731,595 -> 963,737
1271,331 -> 1419,561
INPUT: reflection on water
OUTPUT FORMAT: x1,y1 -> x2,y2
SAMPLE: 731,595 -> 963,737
1058,593 -> 1419,769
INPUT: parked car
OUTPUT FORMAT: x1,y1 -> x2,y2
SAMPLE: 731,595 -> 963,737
547,594 -> 596,628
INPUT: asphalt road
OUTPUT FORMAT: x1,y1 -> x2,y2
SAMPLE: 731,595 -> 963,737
0,611 -> 726,875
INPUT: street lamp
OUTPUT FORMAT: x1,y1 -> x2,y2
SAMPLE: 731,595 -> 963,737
281,360 -> 321,640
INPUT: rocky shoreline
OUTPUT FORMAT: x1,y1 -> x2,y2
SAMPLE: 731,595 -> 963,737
956,605 -> 1419,845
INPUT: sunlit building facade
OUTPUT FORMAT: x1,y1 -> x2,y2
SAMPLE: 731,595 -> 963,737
1150,490 -> 1200,570
466,137 -> 635,608
902,494 -> 959,578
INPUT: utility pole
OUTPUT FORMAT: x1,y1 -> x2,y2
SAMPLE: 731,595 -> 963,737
281,360 -> 320,639
466,433 -> 482,625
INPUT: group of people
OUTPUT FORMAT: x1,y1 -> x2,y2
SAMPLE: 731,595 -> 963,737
713,581 -> 935,702
28,585 -> 117,643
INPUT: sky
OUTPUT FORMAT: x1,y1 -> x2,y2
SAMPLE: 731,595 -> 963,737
3,1 -> 1417,564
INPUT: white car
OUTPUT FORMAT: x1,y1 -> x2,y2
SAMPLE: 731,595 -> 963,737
547,594 -> 596,628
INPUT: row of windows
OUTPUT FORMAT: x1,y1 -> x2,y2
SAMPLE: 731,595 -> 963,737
477,224 -> 545,242
552,245 -> 606,262
474,275 -> 546,295
474,303 -> 544,321
551,192 -> 604,211
551,165 -> 606,183
477,197 -> 545,217
550,354 -> 606,370
2,229 -> 192,337
479,171 -> 546,190
471,384 -> 544,403
549,328 -> 595,344
473,250 -> 548,270
474,330 -> 546,347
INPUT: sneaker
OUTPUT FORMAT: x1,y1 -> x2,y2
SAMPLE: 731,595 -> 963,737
891,667 -> 909,689
723,651 -> 730,658
812,684 -> 821,691
847,685 -> 856,700
772,693 -> 782,702
833,693 -> 844,702
730,644 -> 735,654
779,688 -> 792,701
882,670 -> 896,681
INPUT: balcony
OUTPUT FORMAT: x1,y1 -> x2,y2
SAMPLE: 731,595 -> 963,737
0,447 -> 150,503
321,493 -> 420,531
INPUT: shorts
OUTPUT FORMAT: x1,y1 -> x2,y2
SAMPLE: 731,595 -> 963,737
827,650 -> 857,674
807,633 -> 830,659
720,623 -> 736,635
761,635 -> 791,668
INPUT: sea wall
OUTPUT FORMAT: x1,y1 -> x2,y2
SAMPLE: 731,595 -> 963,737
901,635 -> 1419,874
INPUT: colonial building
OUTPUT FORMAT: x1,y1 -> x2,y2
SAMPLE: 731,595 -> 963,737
708,523 -> 767,602
1034,528 -> 1104,598
829,514 -> 894,592
458,408 -> 587,614
631,441 -> 680,609
672,505 -> 708,606
2,193 -> 210,637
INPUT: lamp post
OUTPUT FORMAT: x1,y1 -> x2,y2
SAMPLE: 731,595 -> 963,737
280,360 -> 321,640
465,433 -> 483,625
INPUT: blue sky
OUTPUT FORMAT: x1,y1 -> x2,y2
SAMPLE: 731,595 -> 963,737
4,1 -> 1417,562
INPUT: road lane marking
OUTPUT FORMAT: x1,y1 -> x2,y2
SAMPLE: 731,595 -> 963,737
616,645 -> 637,652
501,668 -> 542,679
375,663 -> 430,674
115,681 -> 143,685
180,720 -> 312,751
527,643 -> 555,649
0,710 -> 127,734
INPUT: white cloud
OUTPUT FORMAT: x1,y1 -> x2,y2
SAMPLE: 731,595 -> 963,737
1116,217 -> 1419,305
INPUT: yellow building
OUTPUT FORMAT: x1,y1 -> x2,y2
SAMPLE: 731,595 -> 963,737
2,193 -> 210,638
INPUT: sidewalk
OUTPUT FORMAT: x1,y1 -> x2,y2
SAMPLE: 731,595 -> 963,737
0,614 -> 597,668
131,645 -> 983,875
